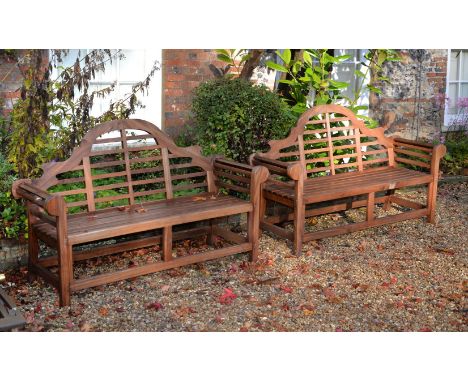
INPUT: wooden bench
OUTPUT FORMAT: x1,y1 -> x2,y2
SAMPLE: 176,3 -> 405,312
12,119 -> 269,306
251,104 -> 446,256
0,280 -> 26,331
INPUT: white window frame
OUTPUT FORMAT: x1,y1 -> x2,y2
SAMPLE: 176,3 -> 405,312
444,49 -> 468,130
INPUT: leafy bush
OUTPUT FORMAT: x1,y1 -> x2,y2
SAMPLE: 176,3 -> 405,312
441,131 -> 468,175
0,154 -> 27,239
191,78 -> 296,163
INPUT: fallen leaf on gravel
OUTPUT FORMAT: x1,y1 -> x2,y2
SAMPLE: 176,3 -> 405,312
279,285 -> 293,293
323,287 -> 341,303
99,307 -> 109,317
174,306 -> 196,318
357,240 -> 368,252
308,283 -> 322,291
301,304 -> 315,315
218,288 -> 237,305
394,300 -> 405,309
115,306 -> 125,313
418,327 -> 432,332
79,321 -> 93,332
146,302 -> 163,310
307,217 -> 318,225
24,311 -> 34,324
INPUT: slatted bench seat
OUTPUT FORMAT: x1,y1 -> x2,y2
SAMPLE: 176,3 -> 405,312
252,104 -> 446,256
12,119 -> 269,306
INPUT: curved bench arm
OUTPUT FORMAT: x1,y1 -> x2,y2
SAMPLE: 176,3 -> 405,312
12,179 -> 67,217
250,154 -> 304,181
212,157 -> 269,200
391,137 -> 447,175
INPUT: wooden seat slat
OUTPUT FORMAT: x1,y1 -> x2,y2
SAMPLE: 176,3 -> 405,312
34,195 -> 252,245
265,167 -> 432,203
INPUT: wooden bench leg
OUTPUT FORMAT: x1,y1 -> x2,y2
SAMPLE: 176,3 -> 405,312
162,226 -> 173,261
207,219 -> 216,246
427,181 -> 438,224
383,189 -> 395,211
248,210 -> 260,262
293,202 -> 305,256
58,243 -> 72,307
259,192 -> 267,226
27,223 -> 39,283
367,192 -> 375,222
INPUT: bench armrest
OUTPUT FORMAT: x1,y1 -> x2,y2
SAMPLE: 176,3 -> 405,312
391,137 -> 446,175
12,179 -> 66,217
213,158 -> 270,198
250,155 -> 304,181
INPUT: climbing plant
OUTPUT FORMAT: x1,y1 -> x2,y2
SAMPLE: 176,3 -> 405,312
3,49 -> 159,178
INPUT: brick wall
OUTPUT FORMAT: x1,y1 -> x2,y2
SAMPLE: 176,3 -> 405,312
369,49 -> 448,141
162,49 -> 228,137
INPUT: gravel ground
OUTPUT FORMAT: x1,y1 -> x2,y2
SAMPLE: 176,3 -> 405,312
3,182 -> 467,332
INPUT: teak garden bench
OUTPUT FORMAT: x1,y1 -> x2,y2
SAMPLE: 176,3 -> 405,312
12,119 -> 269,306
251,104 -> 446,256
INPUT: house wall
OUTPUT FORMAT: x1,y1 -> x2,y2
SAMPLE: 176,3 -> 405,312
162,49 -> 226,137
369,49 -> 448,141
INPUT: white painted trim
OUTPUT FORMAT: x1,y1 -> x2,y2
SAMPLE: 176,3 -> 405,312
443,49 -> 468,131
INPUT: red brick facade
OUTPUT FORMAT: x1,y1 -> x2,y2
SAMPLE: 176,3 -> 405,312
161,49 -> 226,136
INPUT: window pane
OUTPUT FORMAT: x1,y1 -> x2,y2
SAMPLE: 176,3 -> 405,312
461,83 -> 468,98
461,51 -> 468,80
448,83 -> 458,114
119,50 -> 145,82
89,84 -> 113,117
92,50 -> 118,82
450,51 -> 460,81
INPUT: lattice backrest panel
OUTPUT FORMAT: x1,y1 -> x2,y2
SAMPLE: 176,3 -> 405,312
266,105 -> 393,177
36,120 -> 213,213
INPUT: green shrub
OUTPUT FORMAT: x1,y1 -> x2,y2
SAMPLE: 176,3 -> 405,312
441,132 -> 468,175
0,153 -> 27,239
191,78 -> 296,163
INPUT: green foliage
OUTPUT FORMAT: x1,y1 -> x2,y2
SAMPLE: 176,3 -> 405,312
266,49 -> 400,125
0,154 -> 27,239
215,49 -> 251,78
4,49 -> 159,179
267,49 -> 352,114
441,132 -> 468,175
191,78 -> 296,162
